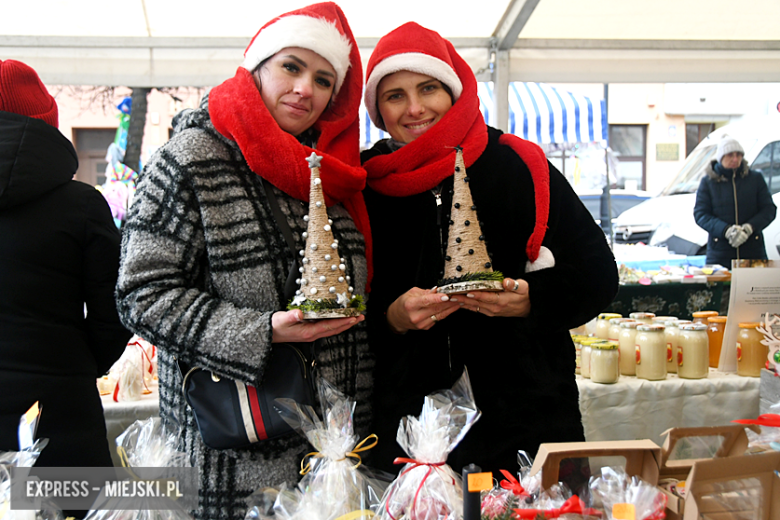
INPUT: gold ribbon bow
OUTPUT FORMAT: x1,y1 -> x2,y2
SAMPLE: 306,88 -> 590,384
300,434 -> 378,475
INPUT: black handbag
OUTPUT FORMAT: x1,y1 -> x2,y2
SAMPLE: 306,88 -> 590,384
179,179 -> 316,450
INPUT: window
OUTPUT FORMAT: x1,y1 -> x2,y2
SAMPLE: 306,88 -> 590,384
751,141 -> 780,195
73,128 -> 117,187
685,123 -> 715,157
609,125 -> 647,190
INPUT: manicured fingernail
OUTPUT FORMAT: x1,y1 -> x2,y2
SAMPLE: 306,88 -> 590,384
431,286 -> 438,291
441,295 -> 449,302
466,293 -> 475,298
450,297 -> 459,302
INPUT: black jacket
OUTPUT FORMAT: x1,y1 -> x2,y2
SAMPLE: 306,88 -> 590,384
694,159 -> 776,266
0,111 -> 131,467
362,127 -> 618,475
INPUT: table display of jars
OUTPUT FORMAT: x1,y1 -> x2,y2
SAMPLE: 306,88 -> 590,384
590,341 -> 620,384
677,323 -> 709,379
635,324 -> 667,381
736,322 -> 768,377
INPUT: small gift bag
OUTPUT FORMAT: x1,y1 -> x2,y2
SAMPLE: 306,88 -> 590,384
85,417 -> 193,520
246,378 -> 391,520
375,369 -> 481,520
589,467 -> 666,520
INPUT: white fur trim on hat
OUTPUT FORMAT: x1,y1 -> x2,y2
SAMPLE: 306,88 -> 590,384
242,14 -> 352,95
364,52 -> 463,130
716,136 -> 744,163
525,246 -> 555,273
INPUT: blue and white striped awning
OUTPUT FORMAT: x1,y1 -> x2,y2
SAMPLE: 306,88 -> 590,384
361,82 -> 607,149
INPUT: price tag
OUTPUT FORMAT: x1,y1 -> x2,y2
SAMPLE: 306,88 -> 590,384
613,503 -> 636,520
467,472 -> 494,492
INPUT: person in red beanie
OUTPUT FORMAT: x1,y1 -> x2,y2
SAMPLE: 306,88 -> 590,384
115,4 -> 373,519
361,23 -> 619,478
0,59 -> 132,488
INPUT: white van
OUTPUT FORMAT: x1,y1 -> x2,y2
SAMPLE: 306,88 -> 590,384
613,115 -> 780,259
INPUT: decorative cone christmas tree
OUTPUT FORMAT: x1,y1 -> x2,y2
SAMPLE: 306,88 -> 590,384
438,147 -> 503,295
288,153 -> 364,319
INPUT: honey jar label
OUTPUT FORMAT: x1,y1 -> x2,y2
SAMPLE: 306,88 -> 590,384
635,345 -> 641,364
666,343 -> 673,362
737,342 -> 742,361
677,346 -> 683,366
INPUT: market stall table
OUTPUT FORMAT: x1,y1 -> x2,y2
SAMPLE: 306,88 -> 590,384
100,382 -> 160,466
577,368 -> 759,447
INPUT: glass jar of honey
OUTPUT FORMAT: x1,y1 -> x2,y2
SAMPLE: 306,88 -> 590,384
608,318 -> 635,343
736,323 -> 767,377
571,335 -> 586,375
707,316 -> 728,368
692,310 -> 719,325
629,312 -> 656,324
635,324 -> 667,381
579,338 -> 601,379
663,320 -> 681,374
596,313 -> 622,339
618,321 -> 642,376
677,323 -> 709,379
590,341 -> 620,384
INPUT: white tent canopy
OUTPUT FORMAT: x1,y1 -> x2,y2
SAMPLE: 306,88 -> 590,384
3,0 -> 780,131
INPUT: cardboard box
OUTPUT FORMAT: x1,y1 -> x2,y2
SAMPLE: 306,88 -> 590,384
658,424 -> 759,520
684,450 -> 780,520
529,439 -> 661,491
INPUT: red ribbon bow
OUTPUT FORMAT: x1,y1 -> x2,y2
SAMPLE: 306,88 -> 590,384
512,495 -> 601,519
500,469 -> 529,498
385,457 -> 453,520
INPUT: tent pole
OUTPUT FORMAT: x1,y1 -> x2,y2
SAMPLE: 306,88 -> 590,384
492,50 -> 510,133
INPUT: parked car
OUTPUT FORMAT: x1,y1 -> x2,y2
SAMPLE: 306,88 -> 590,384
613,115 -> 780,259
577,189 -> 651,226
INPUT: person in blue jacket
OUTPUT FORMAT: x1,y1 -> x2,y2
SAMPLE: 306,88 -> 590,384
694,136 -> 777,266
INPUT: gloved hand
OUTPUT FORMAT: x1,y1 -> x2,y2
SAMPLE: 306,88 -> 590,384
728,227 -> 749,248
725,225 -> 741,242
741,223 -> 753,237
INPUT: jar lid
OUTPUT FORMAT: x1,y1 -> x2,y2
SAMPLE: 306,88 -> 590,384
676,320 -> 693,325
679,323 -> 708,331
653,316 -> 677,323
579,338 -> 602,345
630,312 -> 656,319
609,317 -> 635,325
708,316 -> 728,323
598,313 -> 622,320
619,321 -> 641,329
664,319 -> 681,327
636,324 -> 665,332
738,322 -> 761,328
692,311 -> 719,318
592,340 -> 618,350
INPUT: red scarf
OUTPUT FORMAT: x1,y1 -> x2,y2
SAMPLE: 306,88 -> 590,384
209,67 -> 372,288
362,40 -> 488,197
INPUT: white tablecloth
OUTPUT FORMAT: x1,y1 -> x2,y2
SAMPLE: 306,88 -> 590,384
577,368 -> 760,447
100,383 -> 160,466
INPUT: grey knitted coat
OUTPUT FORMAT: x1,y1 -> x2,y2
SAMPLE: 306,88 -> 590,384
116,98 -> 373,520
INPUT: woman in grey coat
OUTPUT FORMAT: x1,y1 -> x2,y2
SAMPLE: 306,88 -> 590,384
116,4 -> 373,519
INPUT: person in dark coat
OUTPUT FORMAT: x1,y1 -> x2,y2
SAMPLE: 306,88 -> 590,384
360,23 -> 619,477
0,60 -> 132,470
694,136 -> 777,266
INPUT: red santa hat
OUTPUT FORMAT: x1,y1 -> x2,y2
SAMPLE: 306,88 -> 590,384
0,59 -> 58,128
363,22 -> 464,131
242,2 -> 353,96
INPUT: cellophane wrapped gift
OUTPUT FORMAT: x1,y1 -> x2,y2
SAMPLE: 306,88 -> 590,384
0,403 -> 63,520
589,467 -> 666,520
97,336 -> 157,401
245,378 -> 392,520
84,417 -> 192,520
374,368 -> 481,520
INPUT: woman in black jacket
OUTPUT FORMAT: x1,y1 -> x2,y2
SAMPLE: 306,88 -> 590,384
360,23 -> 619,477
0,60 -> 132,471
694,136 -> 777,266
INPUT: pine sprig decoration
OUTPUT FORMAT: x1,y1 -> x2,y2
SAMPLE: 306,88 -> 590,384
288,295 -> 365,313
439,271 -> 504,287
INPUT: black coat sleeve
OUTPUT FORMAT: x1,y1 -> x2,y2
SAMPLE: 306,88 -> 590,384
521,162 -> 619,331
81,188 -> 132,375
